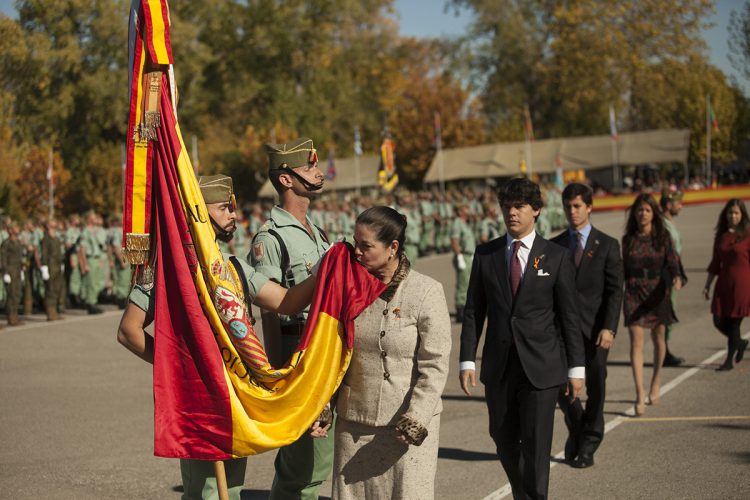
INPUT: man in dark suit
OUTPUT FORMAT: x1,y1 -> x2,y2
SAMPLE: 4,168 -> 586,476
460,178 -> 585,500
551,183 -> 623,469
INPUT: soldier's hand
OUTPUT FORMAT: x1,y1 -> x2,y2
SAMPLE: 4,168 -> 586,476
2,274 -> 10,284
459,369 -> 476,396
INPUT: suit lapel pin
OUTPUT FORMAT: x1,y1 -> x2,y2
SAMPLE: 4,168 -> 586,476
533,254 -> 545,270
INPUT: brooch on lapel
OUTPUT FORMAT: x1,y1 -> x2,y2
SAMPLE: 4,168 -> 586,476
393,307 -> 401,318
533,254 -> 545,270
586,240 -> 599,258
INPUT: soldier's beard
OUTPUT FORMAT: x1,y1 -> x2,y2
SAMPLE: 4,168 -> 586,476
212,219 -> 235,243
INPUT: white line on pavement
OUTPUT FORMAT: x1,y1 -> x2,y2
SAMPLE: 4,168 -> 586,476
481,334 -> 749,500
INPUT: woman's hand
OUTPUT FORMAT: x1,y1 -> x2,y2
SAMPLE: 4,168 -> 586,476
703,286 -> 711,300
672,277 -> 683,291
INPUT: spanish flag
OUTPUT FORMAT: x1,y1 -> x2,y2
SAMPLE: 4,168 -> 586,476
126,0 -> 386,459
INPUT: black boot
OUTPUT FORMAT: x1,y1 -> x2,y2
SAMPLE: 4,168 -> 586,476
736,339 -> 749,363
663,349 -> 684,367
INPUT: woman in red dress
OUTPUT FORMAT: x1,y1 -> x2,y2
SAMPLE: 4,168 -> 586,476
703,199 -> 750,371
622,194 -> 682,416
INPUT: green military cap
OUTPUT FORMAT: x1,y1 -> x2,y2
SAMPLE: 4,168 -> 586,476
198,174 -> 234,204
266,138 -> 318,171
661,188 -> 683,202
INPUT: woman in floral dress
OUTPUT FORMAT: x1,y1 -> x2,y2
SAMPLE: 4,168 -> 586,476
622,194 -> 682,416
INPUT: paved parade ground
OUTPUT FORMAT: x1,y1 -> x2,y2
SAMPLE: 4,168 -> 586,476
1,201 -> 749,499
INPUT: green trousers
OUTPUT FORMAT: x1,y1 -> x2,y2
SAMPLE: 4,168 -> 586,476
454,254 -> 473,309
180,458 -> 247,500
81,256 -> 106,306
68,255 -> 82,299
420,221 -> 435,253
270,334 -> 335,500
111,262 -> 132,301
5,272 -> 22,321
45,273 -> 64,317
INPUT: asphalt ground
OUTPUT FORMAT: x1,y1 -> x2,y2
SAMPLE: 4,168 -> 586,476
1,201 -> 749,499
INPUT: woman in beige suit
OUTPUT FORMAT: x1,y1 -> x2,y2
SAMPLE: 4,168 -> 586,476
331,206 -> 452,499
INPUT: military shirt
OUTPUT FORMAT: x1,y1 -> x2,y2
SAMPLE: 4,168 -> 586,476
129,254 -> 268,323
403,208 -> 421,246
663,219 -> 682,256
479,217 -> 502,242
65,227 -> 82,249
79,227 -> 105,258
450,218 -> 476,254
0,239 -> 24,278
250,206 -> 329,324
40,234 -> 64,275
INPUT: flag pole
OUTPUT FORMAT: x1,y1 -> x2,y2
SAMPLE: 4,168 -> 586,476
354,126 -> 361,197
609,104 -> 620,190
524,104 -> 534,178
47,147 -> 54,219
706,94 -> 712,187
213,461 -> 230,500
435,112 -> 445,195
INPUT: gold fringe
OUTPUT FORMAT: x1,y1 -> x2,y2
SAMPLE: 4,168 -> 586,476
123,233 -> 151,265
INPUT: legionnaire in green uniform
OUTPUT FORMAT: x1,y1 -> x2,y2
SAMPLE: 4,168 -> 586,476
65,214 -> 83,307
118,173 -> 321,500
250,137 -> 333,500
1,222 -> 25,326
479,202 -> 504,243
0,216 -> 9,310
398,191 -> 421,264
437,192 -> 453,252
451,202 -> 476,323
20,220 -> 38,316
419,190 -> 436,255
40,219 -> 65,321
661,189 -> 686,367
78,211 -> 106,314
107,216 -> 131,309
248,204 -> 265,241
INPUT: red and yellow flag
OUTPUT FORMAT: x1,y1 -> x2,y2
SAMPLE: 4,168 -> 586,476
127,0 -> 386,459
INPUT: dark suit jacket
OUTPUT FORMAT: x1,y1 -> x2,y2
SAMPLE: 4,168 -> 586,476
550,227 -> 623,340
460,233 -> 585,389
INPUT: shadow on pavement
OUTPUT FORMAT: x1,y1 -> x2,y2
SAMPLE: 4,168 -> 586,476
438,447 -> 497,461
726,451 -> 750,464
704,422 -> 750,431
442,394 -> 486,402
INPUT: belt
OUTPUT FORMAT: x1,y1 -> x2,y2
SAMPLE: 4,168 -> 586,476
626,268 -> 661,280
280,323 -> 305,336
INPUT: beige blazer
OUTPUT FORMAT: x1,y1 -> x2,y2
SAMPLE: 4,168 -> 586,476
336,270 -> 452,429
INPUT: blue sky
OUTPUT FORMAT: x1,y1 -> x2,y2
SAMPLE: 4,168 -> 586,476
0,0 -> 745,91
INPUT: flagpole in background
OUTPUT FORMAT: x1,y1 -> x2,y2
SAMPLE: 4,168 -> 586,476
354,126 -> 362,196
609,104 -> 620,190
47,147 -> 54,219
192,134 -> 200,175
524,104 -> 534,178
706,94 -> 712,187
435,111 -> 445,195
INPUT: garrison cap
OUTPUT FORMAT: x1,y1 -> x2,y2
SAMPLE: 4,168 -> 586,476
198,174 -> 234,204
266,138 -> 317,172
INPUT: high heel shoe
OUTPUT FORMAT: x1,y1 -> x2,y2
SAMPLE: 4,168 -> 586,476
633,402 -> 646,417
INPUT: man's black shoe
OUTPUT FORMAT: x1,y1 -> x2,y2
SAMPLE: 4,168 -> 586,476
571,454 -> 594,469
663,351 -> 684,367
564,437 -> 578,463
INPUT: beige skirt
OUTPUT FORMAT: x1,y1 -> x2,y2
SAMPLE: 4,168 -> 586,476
332,415 -> 440,500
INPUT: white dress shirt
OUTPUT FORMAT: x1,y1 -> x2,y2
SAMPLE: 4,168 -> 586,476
461,230 -> 584,379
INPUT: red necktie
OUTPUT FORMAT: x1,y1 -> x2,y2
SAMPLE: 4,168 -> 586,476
574,231 -> 584,267
510,240 -> 522,298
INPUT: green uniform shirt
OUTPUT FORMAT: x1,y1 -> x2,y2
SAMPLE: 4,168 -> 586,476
663,219 -> 682,256
451,218 -> 476,254
79,227 -> 105,258
403,207 -> 421,245
40,234 -> 64,276
250,206 -> 329,324
129,254 -> 268,323
480,217 -> 501,242
1,239 -> 24,278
